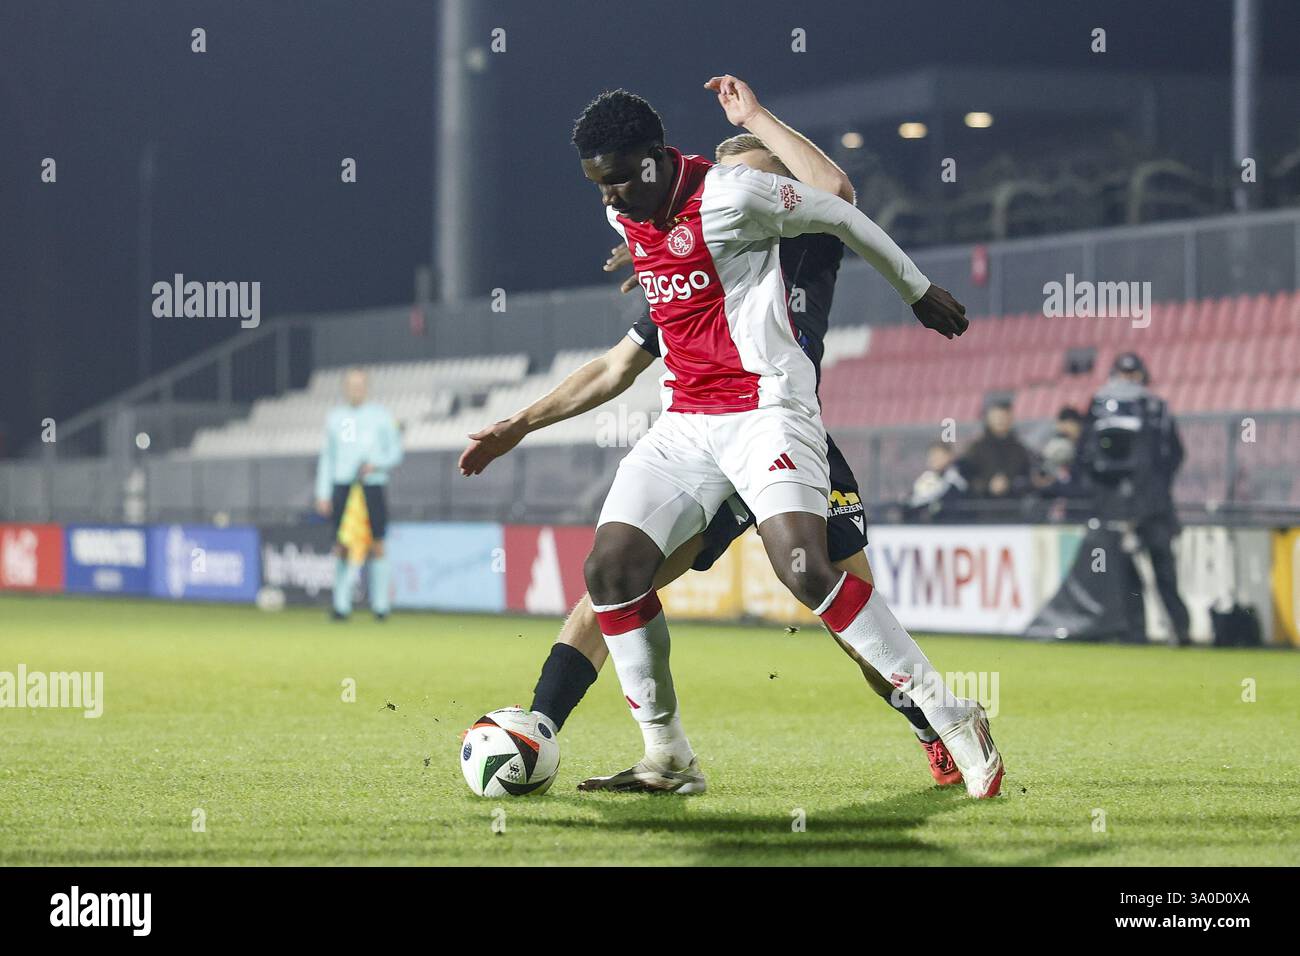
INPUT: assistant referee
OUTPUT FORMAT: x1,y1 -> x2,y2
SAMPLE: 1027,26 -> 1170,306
314,367 -> 403,620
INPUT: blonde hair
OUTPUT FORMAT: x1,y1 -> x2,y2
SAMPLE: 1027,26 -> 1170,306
714,133 -> 793,178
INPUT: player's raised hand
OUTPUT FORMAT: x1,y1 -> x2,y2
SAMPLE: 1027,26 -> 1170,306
911,283 -> 969,339
458,419 -> 525,476
704,75 -> 761,128
602,243 -> 638,294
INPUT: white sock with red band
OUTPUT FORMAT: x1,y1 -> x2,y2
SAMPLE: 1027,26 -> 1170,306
592,589 -> 694,770
816,573 -> 966,732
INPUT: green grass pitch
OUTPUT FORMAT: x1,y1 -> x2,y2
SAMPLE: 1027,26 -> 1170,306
2,594 -> 1298,866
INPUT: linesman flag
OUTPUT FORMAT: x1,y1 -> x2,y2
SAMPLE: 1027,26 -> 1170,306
337,483 -> 373,564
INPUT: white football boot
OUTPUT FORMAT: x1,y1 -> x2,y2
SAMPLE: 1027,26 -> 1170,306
577,755 -> 707,795
933,700 -> 1004,798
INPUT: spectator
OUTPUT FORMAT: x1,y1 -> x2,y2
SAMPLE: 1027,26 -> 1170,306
960,401 -> 1036,498
1036,406 -> 1085,491
907,441 -> 968,519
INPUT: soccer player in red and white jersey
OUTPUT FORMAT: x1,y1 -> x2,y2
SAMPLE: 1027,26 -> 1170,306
497,86 -> 1001,798
462,76 -> 963,789
572,88 -> 1002,798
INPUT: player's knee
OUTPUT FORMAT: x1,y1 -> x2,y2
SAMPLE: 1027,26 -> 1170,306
775,559 -> 842,611
584,543 -> 653,607
370,541 -> 385,557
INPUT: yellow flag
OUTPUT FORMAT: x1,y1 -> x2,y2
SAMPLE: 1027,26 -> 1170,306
338,483 -> 373,564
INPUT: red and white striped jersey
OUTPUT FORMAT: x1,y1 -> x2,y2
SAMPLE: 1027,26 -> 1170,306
608,147 -> 930,416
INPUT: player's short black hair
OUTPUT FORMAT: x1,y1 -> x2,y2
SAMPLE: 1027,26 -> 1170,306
572,90 -> 665,159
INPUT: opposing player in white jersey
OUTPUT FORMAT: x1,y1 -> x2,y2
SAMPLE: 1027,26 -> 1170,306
532,87 -> 1000,797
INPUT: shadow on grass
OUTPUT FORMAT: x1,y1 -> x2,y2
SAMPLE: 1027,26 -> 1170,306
547,785 -> 1113,866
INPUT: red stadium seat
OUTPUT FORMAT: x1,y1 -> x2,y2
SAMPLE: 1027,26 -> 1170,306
1282,334 -> 1300,373
1023,316 -> 1056,350
1205,296 -> 1235,336
1179,341 -> 1210,381
1242,376 -> 1273,412
1264,377 -> 1292,410
1226,336 -> 1265,378
1099,311 -> 1134,347
1143,342 -> 1173,383
1259,334 -> 1300,375
1148,301 -> 1183,342
1171,300 -> 1208,343
955,391 -> 984,421
1233,294 -> 1259,332
820,290 -> 1297,430
1025,353 -> 1046,386
1064,315 -> 1095,347
1003,352 -> 1030,387
1186,341 -> 1215,380
1233,293 -> 1268,337
1163,380 -> 1189,413
1204,378 -> 1236,412
1012,385 -> 1044,420
987,353 -> 1015,389
1006,313 -> 1035,349
1268,290 -> 1300,332
1146,301 -> 1176,341
867,326 -> 903,358
978,313 -> 1013,353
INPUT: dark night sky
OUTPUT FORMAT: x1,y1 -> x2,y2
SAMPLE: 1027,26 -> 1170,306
2,0 -> 1297,454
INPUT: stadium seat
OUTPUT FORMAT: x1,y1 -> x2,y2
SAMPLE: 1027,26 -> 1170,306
185,287 -> 1298,461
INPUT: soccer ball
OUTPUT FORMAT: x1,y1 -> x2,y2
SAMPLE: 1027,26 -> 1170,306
459,707 -> 560,797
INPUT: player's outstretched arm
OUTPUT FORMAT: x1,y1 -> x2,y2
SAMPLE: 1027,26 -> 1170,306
805,194 -> 967,337
705,74 -> 855,203
721,171 -> 967,338
458,338 -> 653,476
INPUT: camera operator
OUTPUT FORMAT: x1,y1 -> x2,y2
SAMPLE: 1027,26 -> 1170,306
1078,352 -> 1191,645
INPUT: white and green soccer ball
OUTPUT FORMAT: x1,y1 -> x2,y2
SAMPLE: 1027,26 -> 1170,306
459,707 -> 560,797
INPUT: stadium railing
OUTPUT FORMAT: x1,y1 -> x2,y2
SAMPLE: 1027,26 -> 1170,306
3,411 -> 1297,529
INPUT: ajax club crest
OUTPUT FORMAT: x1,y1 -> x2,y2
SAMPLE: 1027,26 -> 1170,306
666,223 -> 695,258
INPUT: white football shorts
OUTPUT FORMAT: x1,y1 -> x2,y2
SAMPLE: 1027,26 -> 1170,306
597,406 -> 831,556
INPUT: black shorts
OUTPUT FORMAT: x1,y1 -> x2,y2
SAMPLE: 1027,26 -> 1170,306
330,483 -> 389,540
691,435 -> 866,572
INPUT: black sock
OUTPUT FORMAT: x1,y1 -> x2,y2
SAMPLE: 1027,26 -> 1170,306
889,690 -> 934,736
530,643 -> 599,731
